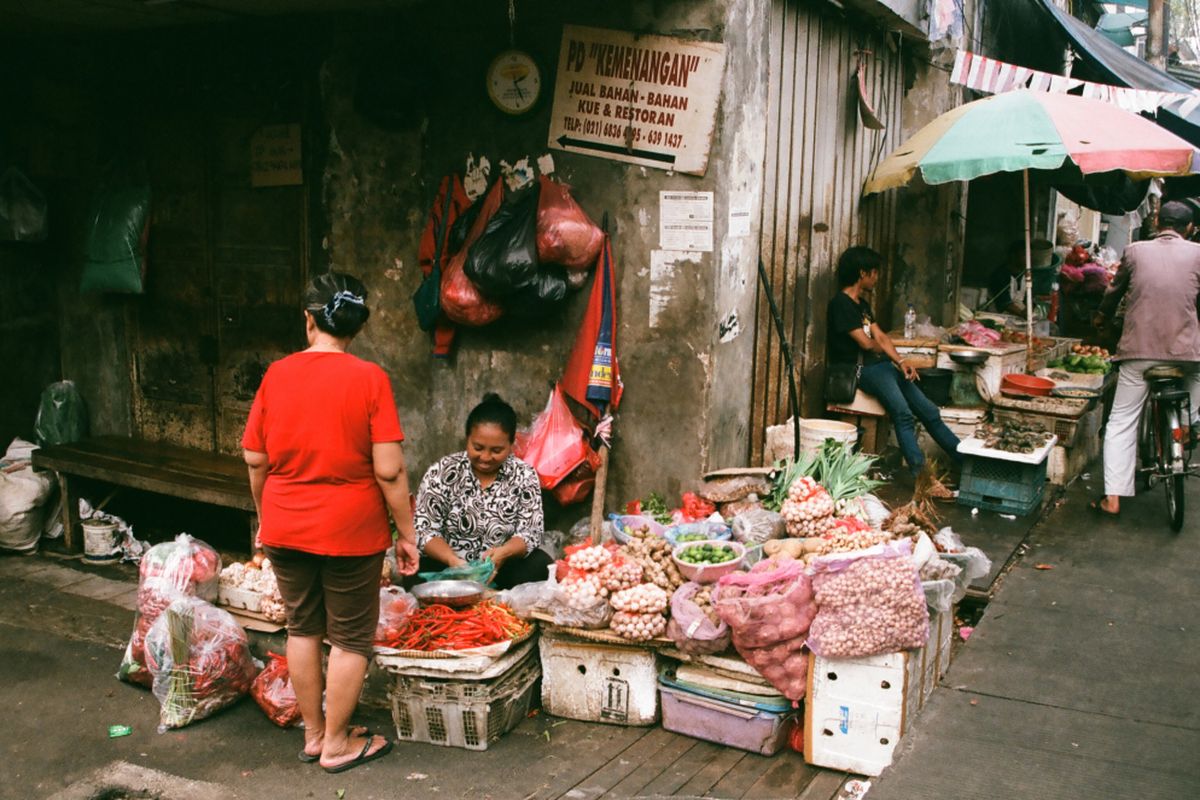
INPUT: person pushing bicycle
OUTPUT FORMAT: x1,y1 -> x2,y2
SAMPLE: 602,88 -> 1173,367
1091,201 -> 1200,517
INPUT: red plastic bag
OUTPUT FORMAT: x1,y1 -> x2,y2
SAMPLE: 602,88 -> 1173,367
536,176 -> 603,270
442,180 -> 504,326
514,384 -> 593,491
676,492 -> 716,522
251,652 -> 301,728
551,452 -> 602,505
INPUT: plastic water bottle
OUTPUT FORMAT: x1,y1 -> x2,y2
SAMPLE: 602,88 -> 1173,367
904,304 -> 917,339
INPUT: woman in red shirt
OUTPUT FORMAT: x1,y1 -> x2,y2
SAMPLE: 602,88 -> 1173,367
243,272 -> 419,774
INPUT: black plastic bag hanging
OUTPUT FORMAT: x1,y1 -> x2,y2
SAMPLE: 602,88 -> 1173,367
506,263 -> 569,318
463,182 -> 541,300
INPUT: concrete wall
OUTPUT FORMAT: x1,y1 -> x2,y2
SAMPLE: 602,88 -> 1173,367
317,0 -> 768,520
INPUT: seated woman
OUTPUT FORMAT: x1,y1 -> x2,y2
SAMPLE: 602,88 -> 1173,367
414,393 -> 553,589
827,246 -> 960,492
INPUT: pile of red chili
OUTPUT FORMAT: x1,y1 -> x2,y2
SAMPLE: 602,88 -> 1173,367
378,600 -> 530,651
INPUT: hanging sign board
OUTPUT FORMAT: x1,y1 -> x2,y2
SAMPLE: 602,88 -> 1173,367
250,124 -> 303,187
548,25 -> 726,176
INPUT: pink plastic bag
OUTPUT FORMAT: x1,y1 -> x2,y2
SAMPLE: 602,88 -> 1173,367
807,540 -> 929,658
714,560 -> 815,701
667,582 -> 731,656
514,384 -> 593,491
536,176 -> 603,270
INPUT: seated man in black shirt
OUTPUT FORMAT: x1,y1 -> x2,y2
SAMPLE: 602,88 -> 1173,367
827,246 -> 961,489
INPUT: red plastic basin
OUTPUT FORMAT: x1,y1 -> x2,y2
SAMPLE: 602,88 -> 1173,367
1000,373 -> 1056,397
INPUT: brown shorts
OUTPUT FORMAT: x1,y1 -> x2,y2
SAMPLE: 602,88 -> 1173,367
264,546 -> 385,660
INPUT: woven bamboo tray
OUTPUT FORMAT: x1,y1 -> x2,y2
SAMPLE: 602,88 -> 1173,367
532,612 -> 671,648
374,626 -> 535,659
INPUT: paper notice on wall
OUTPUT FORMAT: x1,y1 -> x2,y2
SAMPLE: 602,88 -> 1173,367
728,201 -> 752,238
649,249 -> 703,328
659,191 -> 713,252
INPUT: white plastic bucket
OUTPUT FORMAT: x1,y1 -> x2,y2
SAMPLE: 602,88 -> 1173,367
82,520 -> 120,563
799,419 -> 858,454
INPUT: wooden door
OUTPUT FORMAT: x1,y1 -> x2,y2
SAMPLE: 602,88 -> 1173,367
131,113 -> 306,454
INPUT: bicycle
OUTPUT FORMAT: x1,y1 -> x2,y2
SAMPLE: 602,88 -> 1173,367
1137,366 -> 1199,531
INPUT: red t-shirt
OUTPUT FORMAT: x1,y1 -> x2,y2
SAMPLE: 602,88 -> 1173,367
242,351 -> 404,556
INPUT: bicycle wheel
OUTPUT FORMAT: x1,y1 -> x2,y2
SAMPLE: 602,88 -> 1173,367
1166,473 -> 1185,532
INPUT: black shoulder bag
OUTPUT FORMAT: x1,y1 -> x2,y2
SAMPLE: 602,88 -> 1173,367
825,354 -> 862,406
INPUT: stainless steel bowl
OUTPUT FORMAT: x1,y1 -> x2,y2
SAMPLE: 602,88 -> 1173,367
949,349 -> 989,366
411,580 -> 488,608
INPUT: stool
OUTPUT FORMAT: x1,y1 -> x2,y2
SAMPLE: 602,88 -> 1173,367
827,390 -> 891,454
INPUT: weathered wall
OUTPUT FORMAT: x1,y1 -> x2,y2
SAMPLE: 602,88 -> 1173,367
318,0 -> 768,519
889,51 -> 970,329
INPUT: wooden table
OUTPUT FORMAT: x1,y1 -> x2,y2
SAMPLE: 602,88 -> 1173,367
32,436 -> 255,553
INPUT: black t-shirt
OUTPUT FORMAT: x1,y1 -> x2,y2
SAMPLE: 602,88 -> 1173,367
827,292 -> 884,365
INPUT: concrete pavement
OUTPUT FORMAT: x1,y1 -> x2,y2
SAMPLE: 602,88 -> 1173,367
870,471 -> 1200,799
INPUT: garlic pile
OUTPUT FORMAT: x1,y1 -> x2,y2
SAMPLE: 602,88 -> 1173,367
611,583 -> 668,614
559,573 -> 605,609
567,545 -> 612,571
809,554 -> 929,657
219,558 -> 287,623
610,610 -> 667,641
781,476 -> 836,537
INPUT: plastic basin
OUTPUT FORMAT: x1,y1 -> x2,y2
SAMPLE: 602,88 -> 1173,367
1000,373 -> 1055,397
671,540 -> 746,584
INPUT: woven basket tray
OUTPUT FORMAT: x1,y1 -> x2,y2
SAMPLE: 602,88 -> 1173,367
374,626 -> 535,660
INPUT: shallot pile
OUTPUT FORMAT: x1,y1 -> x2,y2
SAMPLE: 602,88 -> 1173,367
610,610 -> 667,641
808,545 -> 929,658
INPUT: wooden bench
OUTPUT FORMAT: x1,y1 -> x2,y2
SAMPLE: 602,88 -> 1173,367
827,390 -> 891,454
31,436 -> 255,553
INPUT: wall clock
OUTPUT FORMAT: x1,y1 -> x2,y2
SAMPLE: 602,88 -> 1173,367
487,49 -> 542,115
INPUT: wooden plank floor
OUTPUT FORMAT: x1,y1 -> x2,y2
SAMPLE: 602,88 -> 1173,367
528,720 -> 848,800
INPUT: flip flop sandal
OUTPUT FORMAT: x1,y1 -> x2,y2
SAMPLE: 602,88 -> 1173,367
321,736 -> 393,774
1088,497 -> 1120,518
298,726 -> 372,763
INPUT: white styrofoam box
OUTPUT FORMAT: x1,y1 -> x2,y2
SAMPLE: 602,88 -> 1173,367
218,584 -> 264,614
936,609 -> 953,683
1047,404 -> 1103,486
918,610 -> 952,708
804,649 -> 922,776
538,632 -> 659,726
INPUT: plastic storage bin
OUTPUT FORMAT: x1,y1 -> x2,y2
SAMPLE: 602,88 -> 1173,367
957,454 -> 1048,516
539,632 -> 659,725
659,683 -> 797,755
389,649 -> 539,750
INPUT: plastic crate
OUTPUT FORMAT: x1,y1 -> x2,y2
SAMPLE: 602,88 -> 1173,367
957,453 -> 1047,516
659,683 -> 798,756
389,650 -> 540,750
958,483 -> 1045,516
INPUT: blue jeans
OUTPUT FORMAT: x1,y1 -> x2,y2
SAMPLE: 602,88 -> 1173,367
858,361 -> 962,476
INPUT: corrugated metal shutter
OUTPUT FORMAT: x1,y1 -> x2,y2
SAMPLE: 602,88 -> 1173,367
750,0 -> 906,465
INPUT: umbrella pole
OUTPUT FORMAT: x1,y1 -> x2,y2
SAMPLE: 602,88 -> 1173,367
1023,169 -> 1035,373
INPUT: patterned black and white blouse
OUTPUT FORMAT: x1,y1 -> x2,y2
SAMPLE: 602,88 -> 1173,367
414,452 -> 544,560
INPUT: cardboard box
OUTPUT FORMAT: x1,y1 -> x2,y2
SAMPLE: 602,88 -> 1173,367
804,649 -> 923,776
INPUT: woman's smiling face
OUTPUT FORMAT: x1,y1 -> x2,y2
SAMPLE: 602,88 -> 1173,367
467,422 -> 513,477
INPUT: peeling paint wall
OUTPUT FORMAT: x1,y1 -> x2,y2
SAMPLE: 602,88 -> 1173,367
317,0 -> 768,518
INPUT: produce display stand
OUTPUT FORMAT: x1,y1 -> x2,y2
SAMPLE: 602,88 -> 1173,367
539,627 -> 662,726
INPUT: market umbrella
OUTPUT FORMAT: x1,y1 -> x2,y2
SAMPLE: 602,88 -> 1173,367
561,234 -> 623,538
865,89 -> 1197,370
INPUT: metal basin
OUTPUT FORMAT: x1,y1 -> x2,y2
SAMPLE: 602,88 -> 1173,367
949,349 -> 989,366
411,580 -> 487,608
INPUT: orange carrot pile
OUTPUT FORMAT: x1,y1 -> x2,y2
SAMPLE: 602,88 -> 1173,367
378,600 -> 530,652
